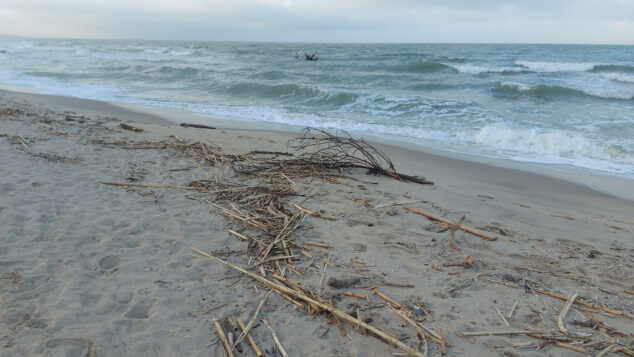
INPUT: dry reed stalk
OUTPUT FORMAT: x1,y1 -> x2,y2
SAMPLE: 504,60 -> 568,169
234,291 -> 272,347
344,292 -> 367,300
213,319 -> 234,357
261,318 -> 288,357
237,317 -> 264,357
535,289 -> 630,318
557,292 -> 578,335
305,241 -> 330,248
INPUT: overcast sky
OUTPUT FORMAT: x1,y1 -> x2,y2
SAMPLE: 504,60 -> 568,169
1,0 -> 633,44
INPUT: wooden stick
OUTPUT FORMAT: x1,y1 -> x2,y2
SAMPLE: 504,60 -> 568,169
403,206 -> 496,241
557,292 -> 578,335
193,248 -> 427,357
235,291 -> 272,346
213,319 -> 234,357
237,317 -> 264,357
261,317 -> 288,357
535,289 -> 630,318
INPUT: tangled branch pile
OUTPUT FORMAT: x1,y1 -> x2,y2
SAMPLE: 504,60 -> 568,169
289,128 -> 433,184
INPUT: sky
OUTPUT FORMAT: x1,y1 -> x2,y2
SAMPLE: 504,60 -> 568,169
1,0 -> 633,44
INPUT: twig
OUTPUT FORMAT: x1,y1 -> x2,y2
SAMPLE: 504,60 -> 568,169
557,292 -> 578,335
235,291 -> 272,346
261,317 -> 288,357
213,319 -> 234,357
193,249 -> 427,357
403,207 -> 496,241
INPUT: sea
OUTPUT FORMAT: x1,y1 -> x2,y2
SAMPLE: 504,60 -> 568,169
1,38 -> 633,180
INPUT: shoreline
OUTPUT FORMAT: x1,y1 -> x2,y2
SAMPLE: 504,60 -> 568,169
2,84 -> 631,202
1,87 -> 632,356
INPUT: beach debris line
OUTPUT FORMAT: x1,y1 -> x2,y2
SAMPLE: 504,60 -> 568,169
192,249 -> 428,357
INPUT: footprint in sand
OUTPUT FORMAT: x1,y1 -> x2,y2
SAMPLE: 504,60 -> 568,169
42,338 -> 97,357
125,300 -> 155,319
99,255 -> 122,274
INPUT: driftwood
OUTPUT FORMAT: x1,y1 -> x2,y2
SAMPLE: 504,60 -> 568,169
180,123 -> 216,130
193,249 -> 427,357
403,206 -> 496,241
119,123 -> 144,132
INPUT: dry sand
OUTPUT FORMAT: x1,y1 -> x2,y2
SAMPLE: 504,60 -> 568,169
0,88 -> 632,356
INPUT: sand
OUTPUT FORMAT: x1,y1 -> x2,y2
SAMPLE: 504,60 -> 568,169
0,88 -> 632,356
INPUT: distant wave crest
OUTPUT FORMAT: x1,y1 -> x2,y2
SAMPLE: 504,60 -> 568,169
516,61 -> 634,74
450,64 -> 523,74
494,82 -> 633,101
397,60 -> 451,73
224,82 -> 360,106
601,72 -> 634,84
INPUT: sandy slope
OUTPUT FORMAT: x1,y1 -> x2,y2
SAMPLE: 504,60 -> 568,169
0,89 -> 632,356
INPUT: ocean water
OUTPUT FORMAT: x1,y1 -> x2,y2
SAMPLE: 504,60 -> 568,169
1,38 -> 633,178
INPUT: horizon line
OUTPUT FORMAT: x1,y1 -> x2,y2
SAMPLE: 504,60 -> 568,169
1,34 -> 633,47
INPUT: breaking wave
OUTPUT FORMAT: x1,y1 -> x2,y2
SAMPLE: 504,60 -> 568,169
494,82 -> 633,101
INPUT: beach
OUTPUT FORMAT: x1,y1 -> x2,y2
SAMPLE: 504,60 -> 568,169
1,88 -> 633,356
